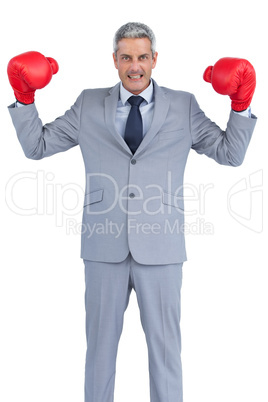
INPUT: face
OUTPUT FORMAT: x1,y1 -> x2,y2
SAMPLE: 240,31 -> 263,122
113,37 -> 158,95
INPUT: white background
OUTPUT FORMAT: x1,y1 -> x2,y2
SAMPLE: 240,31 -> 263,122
1,0 -> 267,401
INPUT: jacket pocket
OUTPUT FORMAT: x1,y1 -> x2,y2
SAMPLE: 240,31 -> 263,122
84,189 -> 104,207
162,191 -> 184,210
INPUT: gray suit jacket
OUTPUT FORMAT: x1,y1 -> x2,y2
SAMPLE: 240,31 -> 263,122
8,80 -> 257,264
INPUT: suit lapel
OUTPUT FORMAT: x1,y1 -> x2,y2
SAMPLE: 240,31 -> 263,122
104,83 -> 132,154
135,80 -> 170,156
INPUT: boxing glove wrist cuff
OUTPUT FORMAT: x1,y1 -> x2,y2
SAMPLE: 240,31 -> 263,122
14,89 -> 35,105
231,98 -> 252,112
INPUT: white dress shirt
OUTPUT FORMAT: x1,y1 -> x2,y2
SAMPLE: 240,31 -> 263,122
115,80 -> 155,138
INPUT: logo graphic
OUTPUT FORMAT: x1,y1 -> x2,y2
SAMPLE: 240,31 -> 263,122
227,170 -> 263,233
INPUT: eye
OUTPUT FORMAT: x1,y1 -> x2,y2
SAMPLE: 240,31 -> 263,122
121,56 -> 130,61
140,55 -> 149,60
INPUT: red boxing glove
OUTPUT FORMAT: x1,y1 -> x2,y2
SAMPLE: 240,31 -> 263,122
203,57 -> 256,112
7,51 -> 59,104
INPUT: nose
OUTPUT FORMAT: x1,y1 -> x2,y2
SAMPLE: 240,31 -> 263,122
130,58 -> 140,72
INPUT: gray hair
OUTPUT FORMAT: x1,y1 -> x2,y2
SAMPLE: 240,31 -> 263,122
113,22 -> 156,57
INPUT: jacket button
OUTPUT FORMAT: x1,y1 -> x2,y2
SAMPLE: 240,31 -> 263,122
129,193 -> 135,198
131,159 -> 136,165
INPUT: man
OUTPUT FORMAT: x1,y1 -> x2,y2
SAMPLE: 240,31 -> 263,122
7,22 -> 256,402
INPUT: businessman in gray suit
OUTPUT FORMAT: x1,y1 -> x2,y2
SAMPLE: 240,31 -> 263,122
8,22 -> 257,402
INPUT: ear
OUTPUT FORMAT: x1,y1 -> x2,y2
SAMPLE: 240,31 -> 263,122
113,53 -> 118,69
152,51 -> 158,69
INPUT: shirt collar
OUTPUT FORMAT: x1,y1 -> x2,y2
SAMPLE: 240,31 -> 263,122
119,80 -> 154,105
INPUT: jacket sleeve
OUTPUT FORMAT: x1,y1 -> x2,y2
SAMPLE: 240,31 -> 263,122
190,94 -> 257,166
7,91 -> 84,160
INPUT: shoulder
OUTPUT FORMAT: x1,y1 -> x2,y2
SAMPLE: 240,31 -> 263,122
160,86 -> 194,100
152,80 -> 193,101
82,86 -> 113,99
76,82 -> 120,106
73,84 -> 119,110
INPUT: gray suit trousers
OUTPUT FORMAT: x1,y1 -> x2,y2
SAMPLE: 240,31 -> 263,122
84,254 -> 183,402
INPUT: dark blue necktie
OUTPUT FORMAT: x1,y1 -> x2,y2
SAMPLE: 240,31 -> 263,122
124,95 -> 144,154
